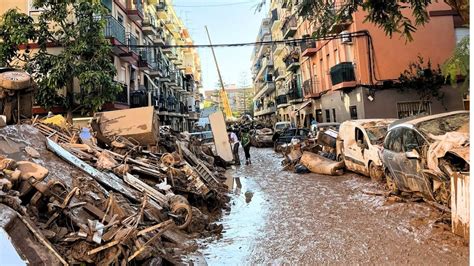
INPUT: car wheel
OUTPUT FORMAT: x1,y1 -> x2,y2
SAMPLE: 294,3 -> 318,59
369,162 -> 383,182
385,169 -> 399,195
337,154 -> 344,162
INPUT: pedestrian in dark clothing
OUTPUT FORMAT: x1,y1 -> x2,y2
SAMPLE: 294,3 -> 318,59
241,128 -> 251,165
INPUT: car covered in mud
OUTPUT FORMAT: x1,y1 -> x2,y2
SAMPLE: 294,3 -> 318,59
250,128 -> 274,147
273,128 -> 310,151
336,119 -> 395,181
380,111 -> 469,206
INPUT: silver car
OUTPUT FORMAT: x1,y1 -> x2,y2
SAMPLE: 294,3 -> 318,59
380,111 -> 469,206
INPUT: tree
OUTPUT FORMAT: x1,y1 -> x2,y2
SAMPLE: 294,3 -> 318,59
258,0 -> 469,41
442,36 -> 469,92
398,56 -> 446,113
0,0 -> 121,121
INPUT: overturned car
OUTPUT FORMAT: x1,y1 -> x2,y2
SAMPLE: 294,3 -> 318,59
380,111 -> 469,207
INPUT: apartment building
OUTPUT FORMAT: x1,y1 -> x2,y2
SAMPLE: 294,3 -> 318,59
256,0 -> 467,127
251,18 -> 276,122
204,85 -> 253,116
0,0 -> 202,132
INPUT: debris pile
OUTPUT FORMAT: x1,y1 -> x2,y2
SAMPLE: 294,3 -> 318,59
0,109 -> 231,264
280,130 -> 343,176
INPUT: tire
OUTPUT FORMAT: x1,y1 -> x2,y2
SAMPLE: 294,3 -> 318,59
0,71 -> 32,90
385,169 -> 399,194
369,162 -> 383,182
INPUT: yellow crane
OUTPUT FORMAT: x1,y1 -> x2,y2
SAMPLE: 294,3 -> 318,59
205,26 -> 233,119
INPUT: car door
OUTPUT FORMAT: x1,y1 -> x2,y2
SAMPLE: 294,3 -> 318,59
400,128 -> 433,199
382,127 -> 409,191
345,126 -> 368,174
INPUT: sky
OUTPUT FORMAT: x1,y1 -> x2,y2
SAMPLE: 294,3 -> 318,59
173,0 -> 268,91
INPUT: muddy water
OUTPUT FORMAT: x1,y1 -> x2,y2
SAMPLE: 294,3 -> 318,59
194,148 -> 469,265
197,148 -> 469,265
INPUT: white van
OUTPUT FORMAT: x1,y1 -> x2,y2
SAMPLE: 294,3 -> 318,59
336,119 -> 395,181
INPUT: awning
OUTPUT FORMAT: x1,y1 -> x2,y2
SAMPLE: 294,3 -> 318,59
296,100 -> 312,112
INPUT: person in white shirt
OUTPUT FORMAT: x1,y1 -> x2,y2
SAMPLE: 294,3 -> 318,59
228,131 -> 240,165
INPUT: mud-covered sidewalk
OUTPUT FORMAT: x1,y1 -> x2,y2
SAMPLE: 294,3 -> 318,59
196,148 -> 469,265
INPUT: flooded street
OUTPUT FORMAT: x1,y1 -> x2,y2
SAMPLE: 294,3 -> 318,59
197,148 -> 469,265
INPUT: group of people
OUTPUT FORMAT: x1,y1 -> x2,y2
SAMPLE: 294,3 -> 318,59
228,127 -> 252,165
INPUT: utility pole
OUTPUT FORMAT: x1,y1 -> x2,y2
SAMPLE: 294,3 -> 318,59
205,26 -> 233,118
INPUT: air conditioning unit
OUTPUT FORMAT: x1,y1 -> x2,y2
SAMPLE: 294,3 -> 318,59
340,31 -> 352,44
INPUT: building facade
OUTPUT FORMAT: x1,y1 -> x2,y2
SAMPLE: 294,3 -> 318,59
0,0 -> 202,132
204,85 -> 253,117
253,0 -> 468,127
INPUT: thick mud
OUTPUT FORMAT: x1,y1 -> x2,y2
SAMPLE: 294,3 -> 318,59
195,148 -> 469,265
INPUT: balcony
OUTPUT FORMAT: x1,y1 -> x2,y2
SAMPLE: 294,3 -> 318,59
302,79 -> 322,98
282,15 -> 297,39
328,8 -> 353,34
104,16 -> 126,51
101,0 -> 112,11
152,32 -> 165,46
273,43 -> 284,56
126,33 -> 138,55
165,20 -> 177,32
147,59 -> 163,77
276,94 -> 288,108
284,53 -> 300,72
138,48 -> 152,70
288,86 -> 303,103
330,62 -> 356,89
126,0 -> 143,22
115,83 -> 129,105
156,1 -> 168,20
142,17 -> 157,36
254,105 -> 277,117
301,41 -> 318,57
130,90 -> 148,108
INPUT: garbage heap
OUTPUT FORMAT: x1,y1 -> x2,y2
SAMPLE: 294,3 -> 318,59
280,129 -> 344,176
0,107 -> 230,265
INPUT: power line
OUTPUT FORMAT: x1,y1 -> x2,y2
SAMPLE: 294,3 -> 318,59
173,0 -> 258,8
114,31 -> 368,49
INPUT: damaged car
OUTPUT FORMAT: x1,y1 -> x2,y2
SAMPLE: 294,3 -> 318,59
337,119 -> 395,181
250,128 -> 274,147
380,111 -> 469,206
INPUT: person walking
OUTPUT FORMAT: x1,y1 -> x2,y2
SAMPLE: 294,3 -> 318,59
228,130 -> 241,165
241,128 -> 251,165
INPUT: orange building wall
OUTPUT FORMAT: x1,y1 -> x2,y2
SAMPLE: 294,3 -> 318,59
300,1 -> 457,98
352,2 -> 456,84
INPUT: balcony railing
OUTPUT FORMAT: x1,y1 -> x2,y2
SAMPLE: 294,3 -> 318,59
302,79 -> 321,97
330,62 -> 356,85
115,83 -> 129,104
126,33 -> 138,54
270,8 -> 279,25
282,15 -> 297,39
276,95 -> 288,106
130,90 -> 148,108
301,40 -> 317,57
101,0 -> 112,11
288,85 -> 303,100
104,16 -> 125,44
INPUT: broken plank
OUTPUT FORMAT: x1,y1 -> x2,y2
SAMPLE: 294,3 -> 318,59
46,138 -> 142,202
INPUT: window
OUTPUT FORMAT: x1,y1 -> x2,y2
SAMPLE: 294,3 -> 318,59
332,108 -> 336,122
325,109 -> 330,122
401,128 -> 424,152
397,101 -> 431,118
355,127 -> 366,147
350,106 -> 357,119
117,13 -> 124,25
385,128 -> 403,152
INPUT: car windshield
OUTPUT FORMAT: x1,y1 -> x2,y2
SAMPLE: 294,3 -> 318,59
275,124 -> 289,130
417,113 -> 469,137
365,126 -> 388,144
